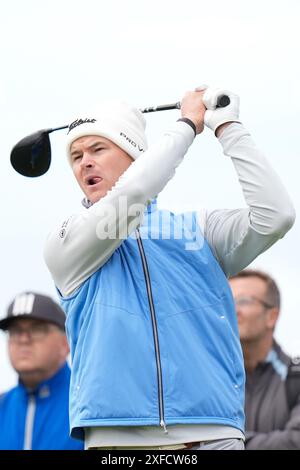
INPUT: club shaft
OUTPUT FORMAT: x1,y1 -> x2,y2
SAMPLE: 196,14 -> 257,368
141,102 -> 181,113
141,95 -> 229,113
48,125 -> 69,134
49,95 -> 230,132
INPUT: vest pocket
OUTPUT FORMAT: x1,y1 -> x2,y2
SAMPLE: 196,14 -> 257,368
162,305 -> 243,419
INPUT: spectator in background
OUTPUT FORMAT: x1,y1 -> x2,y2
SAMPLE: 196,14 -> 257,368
0,292 -> 83,450
229,269 -> 300,450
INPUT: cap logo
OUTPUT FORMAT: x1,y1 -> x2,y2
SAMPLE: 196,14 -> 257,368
120,132 -> 144,152
68,118 -> 97,134
12,294 -> 35,316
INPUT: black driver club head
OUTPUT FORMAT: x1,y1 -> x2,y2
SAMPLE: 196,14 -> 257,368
10,129 -> 52,177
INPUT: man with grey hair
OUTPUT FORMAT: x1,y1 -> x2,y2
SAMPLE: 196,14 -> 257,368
44,87 -> 295,450
230,270 -> 300,449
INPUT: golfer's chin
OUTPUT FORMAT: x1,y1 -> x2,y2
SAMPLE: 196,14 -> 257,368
85,187 -> 109,204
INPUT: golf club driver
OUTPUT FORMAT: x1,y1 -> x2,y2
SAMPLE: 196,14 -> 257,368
10,95 -> 230,178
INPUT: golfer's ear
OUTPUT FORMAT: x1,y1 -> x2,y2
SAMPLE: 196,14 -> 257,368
267,307 -> 279,330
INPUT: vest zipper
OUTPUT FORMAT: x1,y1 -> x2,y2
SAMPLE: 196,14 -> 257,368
23,393 -> 36,450
135,228 -> 168,433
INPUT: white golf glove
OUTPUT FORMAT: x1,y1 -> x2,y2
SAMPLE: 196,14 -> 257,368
202,87 -> 241,134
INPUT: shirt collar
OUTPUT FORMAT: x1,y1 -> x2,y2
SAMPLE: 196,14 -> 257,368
19,362 -> 70,398
146,199 -> 157,214
81,197 -> 158,213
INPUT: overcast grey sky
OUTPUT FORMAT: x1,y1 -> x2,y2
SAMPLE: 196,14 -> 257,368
0,0 -> 299,391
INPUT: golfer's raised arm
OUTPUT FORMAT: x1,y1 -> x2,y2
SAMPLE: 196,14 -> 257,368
44,93 -> 205,297
197,94 -> 295,276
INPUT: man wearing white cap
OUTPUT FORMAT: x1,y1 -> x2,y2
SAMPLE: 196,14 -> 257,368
44,87 -> 295,450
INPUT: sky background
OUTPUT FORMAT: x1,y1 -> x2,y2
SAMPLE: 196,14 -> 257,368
0,0 -> 299,392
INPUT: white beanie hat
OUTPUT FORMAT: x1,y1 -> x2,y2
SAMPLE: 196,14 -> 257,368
66,101 -> 147,162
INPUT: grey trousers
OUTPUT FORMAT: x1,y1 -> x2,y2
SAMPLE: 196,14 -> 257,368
190,438 -> 244,450
88,438 -> 245,450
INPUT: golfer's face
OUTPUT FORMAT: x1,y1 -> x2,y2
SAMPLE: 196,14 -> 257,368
70,135 -> 133,203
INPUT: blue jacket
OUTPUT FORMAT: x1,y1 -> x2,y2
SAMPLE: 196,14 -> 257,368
0,363 -> 83,450
60,203 -> 245,440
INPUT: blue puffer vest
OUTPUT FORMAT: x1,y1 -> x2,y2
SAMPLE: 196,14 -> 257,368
59,201 -> 245,440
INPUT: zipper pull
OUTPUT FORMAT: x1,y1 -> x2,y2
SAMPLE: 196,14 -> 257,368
160,419 -> 168,434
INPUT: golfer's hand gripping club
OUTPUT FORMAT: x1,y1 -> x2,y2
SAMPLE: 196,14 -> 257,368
142,90 -> 232,136
202,88 -> 240,134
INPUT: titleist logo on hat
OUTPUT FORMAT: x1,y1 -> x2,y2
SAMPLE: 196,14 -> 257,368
68,118 -> 97,134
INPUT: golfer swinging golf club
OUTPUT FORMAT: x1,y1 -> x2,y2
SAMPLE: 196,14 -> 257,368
44,86 -> 295,450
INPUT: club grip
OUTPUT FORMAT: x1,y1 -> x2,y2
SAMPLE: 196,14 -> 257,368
216,94 -> 230,108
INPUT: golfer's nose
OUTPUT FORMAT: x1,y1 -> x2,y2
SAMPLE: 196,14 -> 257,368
80,151 -> 94,168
